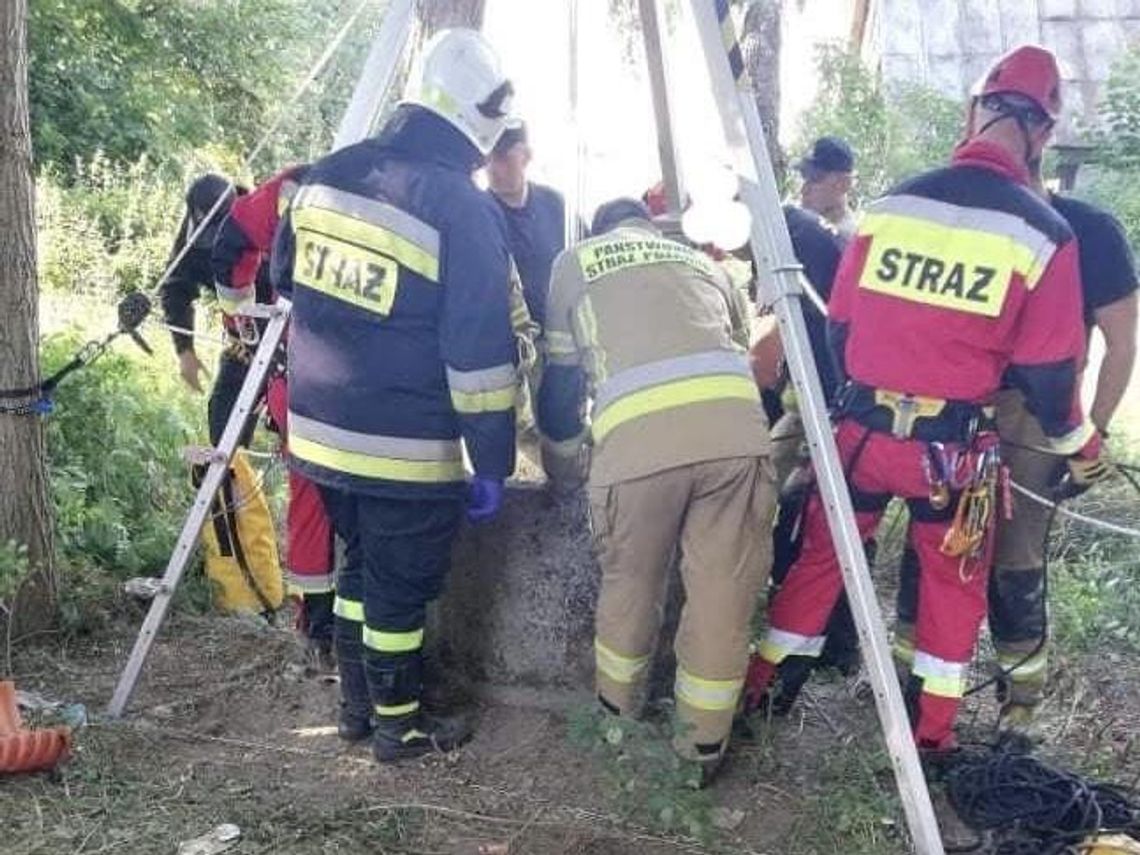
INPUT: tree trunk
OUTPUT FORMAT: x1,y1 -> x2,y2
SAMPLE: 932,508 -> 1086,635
0,0 -> 56,639
417,0 -> 486,34
741,0 -> 785,187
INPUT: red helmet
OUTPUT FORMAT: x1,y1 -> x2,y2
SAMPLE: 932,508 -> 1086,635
975,45 -> 1062,121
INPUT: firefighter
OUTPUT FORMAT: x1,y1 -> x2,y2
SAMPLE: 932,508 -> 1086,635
747,204 -> 863,710
538,198 -> 777,784
974,159 -> 1135,725
210,166 -> 337,666
271,29 -> 517,762
160,173 -> 253,445
743,45 -> 1108,754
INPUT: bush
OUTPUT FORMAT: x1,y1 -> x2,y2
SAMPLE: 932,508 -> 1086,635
795,45 -> 962,204
43,332 -> 198,579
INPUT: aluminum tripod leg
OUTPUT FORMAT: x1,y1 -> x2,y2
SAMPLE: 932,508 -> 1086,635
107,0 -> 419,718
107,307 -> 289,718
685,2 -> 945,852
639,0 -> 685,215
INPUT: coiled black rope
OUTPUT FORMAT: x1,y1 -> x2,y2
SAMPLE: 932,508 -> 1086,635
945,740 -> 1140,854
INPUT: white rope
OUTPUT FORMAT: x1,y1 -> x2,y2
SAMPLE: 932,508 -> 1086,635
150,0 -> 376,298
1011,480 -> 1140,539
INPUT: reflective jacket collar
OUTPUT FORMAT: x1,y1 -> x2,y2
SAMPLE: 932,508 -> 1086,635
375,105 -> 484,174
951,138 -> 1031,186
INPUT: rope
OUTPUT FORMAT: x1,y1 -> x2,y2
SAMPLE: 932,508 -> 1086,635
1010,481 -> 1140,540
149,0 -> 375,298
944,739 -> 1140,854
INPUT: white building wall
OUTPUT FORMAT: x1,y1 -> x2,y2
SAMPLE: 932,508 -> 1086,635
865,0 -> 1140,143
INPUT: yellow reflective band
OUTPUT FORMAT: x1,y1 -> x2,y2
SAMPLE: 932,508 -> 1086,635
921,674 -> 966,699
857,212 -> 1031,317
375,700 -> 420,718
757,627 -> 827,664
285,572 -> 335,595
541,431 -> 587,460
363,626 -> 424,653
545,330 -> 577,355
290,434 -> 465,484
591,375 -> 759,442
675,667 -> 742,713
333,596 -> 364,622
893,635 -> 916,666
576,235 -> 719,283
595,639 -> 649,684
293,205 -> 439,283
293,229 -> 399,317
449,386 -> 517,415
999,651 -> 1048,680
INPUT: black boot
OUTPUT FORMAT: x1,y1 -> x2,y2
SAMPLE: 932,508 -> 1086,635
335,617 -> 373,742
372,711 -> 472,762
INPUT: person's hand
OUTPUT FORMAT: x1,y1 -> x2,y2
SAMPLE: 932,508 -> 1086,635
1054,453 -> 1113,500
178,349 -> 208,393
748,329 -> 784,391
466,477 -> 504,524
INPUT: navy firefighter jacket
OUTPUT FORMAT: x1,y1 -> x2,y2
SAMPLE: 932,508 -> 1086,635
271,106 -> 518,500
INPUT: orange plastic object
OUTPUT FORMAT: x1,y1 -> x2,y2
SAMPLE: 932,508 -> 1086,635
0,681 -> 72,774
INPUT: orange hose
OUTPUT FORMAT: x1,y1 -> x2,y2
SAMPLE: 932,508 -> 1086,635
0,681 -> 72,774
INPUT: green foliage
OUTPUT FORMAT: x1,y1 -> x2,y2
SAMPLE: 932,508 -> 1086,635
795,46 -> 962,203
0,541 -> 32,613
42,332 -> 198,580
789,745 -> 907,855
28,0 -> 382,178
37,154 -> 185,295
1079,46 -> 1140,250
567,704 -> 714,841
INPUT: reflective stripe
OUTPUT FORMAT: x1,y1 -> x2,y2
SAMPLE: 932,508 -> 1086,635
278,179 -> 300,216
295,183 -> 440,272
675,666 -> 742,712
363,626 -> 424,653
216,283 -> 252,313
757,628 -> 827,664
375,700 -> 420,718
292,207 -> 437,287
289,412 -> 464,483
591,375 -> 759,442
999,650 -> 1048,681
285,571 -> 335,595
595,638 -> 649,684
545,330 -> 579,366
542,430 -> 588,460
334,596 -> 364,622
574,297 -> 607,380
1045,418 -> 1096,456
913,651 -> 967,699
893,633 -> 916,666
447,364 -> 518,414
593,350 -> 751,412
871,194 -> 1058,284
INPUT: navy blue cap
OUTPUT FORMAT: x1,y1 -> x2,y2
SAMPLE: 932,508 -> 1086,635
797,136 -> 855,177
491,119 -> 528,156
590,198 -> 652,236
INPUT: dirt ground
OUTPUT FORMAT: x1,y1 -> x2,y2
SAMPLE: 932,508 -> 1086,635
3,601 -> 1139,854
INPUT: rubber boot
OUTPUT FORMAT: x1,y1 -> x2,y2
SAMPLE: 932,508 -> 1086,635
372,711 -> 472,762
334,617 -> 373,742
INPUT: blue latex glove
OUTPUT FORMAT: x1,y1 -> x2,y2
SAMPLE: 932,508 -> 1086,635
466,477 -> 504,524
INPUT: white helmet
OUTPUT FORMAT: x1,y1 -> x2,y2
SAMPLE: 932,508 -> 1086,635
406,29 -> 514,156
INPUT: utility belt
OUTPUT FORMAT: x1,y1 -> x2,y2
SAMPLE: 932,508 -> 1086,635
836,382 -> 996,444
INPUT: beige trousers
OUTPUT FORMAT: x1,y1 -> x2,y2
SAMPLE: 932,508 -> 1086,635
589,456 -> 777,762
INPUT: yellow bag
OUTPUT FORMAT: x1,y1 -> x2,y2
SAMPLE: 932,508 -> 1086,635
193,450 -> 284,615
1082,835 -> 1140,854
